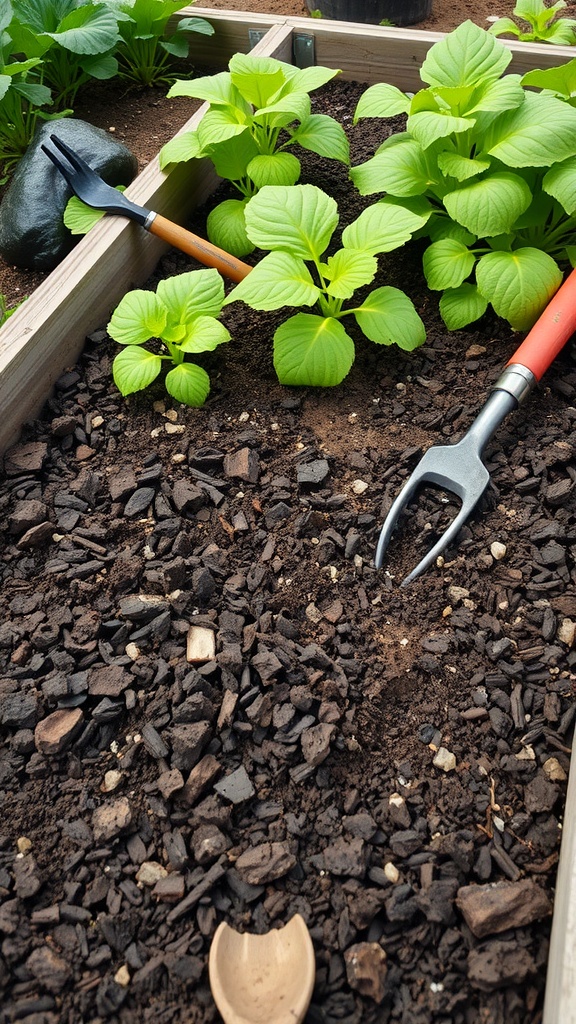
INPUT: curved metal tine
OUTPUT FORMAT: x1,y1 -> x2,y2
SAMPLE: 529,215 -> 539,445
48,134 -> 94,178
374,471 -> 425,569
400,490 -> 482,587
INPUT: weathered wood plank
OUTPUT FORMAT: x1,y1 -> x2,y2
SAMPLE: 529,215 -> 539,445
543,753 -> 576,1024
0,22 -> 293,455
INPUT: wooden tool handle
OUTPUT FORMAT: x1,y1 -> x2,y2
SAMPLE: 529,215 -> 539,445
508,267 -> 576,380
147,213 -> 252,283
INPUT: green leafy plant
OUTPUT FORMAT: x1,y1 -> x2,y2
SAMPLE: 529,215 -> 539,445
63,186 -> 126,234
7,0 -> 121,109
223,183 -> 428,387
0,1 -> 56,177
350,20 -> 576,331
159,53 -> 350,257
107,268 -> 230,406
109,0 -> 213,88
489,0 -> 576,44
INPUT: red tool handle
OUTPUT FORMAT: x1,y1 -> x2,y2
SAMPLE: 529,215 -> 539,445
147,214 -> 252,283
508,267 -> 576,380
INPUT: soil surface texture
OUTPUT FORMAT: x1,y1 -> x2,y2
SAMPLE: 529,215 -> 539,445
1,6 -> 576,1024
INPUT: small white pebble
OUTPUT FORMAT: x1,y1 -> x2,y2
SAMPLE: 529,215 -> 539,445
238,411 -> 250,423
543,756 -> 567,781
102,770 -> 122,793
114,965 -> 130,987
165,423 -> 185,434
384,861 -> 400,883
125,642 -> 140,660
91,415 -> 104,428
433,747 -> 456,772
17,837 -> 32,855
171,453 -> 186,464
136,861 -> 168,887
351,479 -> 368,495
163,409 -> 178,422
490,541 -> 507,560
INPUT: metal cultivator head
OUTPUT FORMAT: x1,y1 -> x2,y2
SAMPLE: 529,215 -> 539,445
374,262 -> 576,587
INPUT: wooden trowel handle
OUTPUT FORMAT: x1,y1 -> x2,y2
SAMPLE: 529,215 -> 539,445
508,266 -> 576,380
147,213 -> 252,283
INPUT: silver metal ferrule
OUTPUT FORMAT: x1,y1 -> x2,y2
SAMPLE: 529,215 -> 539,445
143,211 -> 156,230
492,363 -> 537,404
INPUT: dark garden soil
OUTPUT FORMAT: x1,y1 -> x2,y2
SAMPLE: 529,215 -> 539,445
1,7 -> 576,1024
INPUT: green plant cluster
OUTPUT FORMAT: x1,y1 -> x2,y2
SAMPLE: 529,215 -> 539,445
351,20 -> 576,330
160,53 -> 350,257
489,0 -> 576,44
0,0 -> 213,178
48,25 -> 576,408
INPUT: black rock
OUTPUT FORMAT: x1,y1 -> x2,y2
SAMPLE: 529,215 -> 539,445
0,119 -> 137,270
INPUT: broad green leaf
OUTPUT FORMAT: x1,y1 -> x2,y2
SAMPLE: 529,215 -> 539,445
428,219 -> 476,245
354,287 -> 425,350
209,130 -> 259,181
244,184 -> 338,260
288,113 -> 349,163
207,199 -> 253,258
439,283 -> 488,329
273,313 -> 355,387
13,80 -> 52,105
466,74 -> 524,115
175,15 -> 214,36
408,111 -> 474,150
342,200 -> 428,254
159,130 -> 203,168
423,239 -> 476,290
354,82 -> 410,121
45,5 -> 120,55
521,59 -> 576,99
165,362 -> 211,407
79,52 -> 118,81
157,269 -> 224,321
64,187 -> 125,234
112,345 -> 162,396
486,93 -> 576,167
543,157 -> 576,215
197,109 -> 248,149
421,20 -> 512,89
0,0 -> 11,34
223,251 -> 319,311
488,16 -> 521,37
476,247 -> 563,329
229,52 -> 286,108
444,172 -> 532,236
168,70 -> 241,107
247,151 -> 300,188
278,65 -> 339,96
322,249 -> 377,299
108,289 -> 166,345
0,75 -> 10,102
437,151 -> 490,181
179,315 -> 230,353
350,138 -> 431,197
253,91 -> 311,129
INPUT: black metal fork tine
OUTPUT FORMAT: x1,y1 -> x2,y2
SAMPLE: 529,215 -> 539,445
48,134 -> 93,178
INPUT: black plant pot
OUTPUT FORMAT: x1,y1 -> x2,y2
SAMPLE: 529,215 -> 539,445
306,0 -> 432,26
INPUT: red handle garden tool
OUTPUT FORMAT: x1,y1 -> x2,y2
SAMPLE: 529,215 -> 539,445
41,134 -> 252,283
375,269 -> 576,586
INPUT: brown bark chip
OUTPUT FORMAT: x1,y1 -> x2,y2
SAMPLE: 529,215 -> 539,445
34,708 -> 84,755
456,880 -> 553,938
344,943 -> 388,1003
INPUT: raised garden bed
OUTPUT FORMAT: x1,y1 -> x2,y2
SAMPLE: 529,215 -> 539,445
1,11 -> 575,1024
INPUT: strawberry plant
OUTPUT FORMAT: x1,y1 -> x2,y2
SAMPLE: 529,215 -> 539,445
350,20 -> 576,331
159,53 -> 350,257
107,268 -> 230,407
224,184 -> 428,387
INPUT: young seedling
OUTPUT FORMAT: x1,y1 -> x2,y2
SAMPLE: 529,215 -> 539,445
350,20 -> 576,331
107,268 -> 230,407
159,53 -> 350,257
223,184 -> 428,387
489,0 -> 576,44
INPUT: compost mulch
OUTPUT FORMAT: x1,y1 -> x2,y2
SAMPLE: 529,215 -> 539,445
1,70 -> 576,1024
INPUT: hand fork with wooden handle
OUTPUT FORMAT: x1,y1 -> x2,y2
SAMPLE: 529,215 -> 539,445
41,133 -> 252,283
375,269 -> 576,586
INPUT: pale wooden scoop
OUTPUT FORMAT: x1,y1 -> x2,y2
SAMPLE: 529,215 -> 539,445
208,914 -> 315,1024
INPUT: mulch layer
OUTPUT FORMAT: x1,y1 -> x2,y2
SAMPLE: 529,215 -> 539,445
1,78 -> 576,1024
